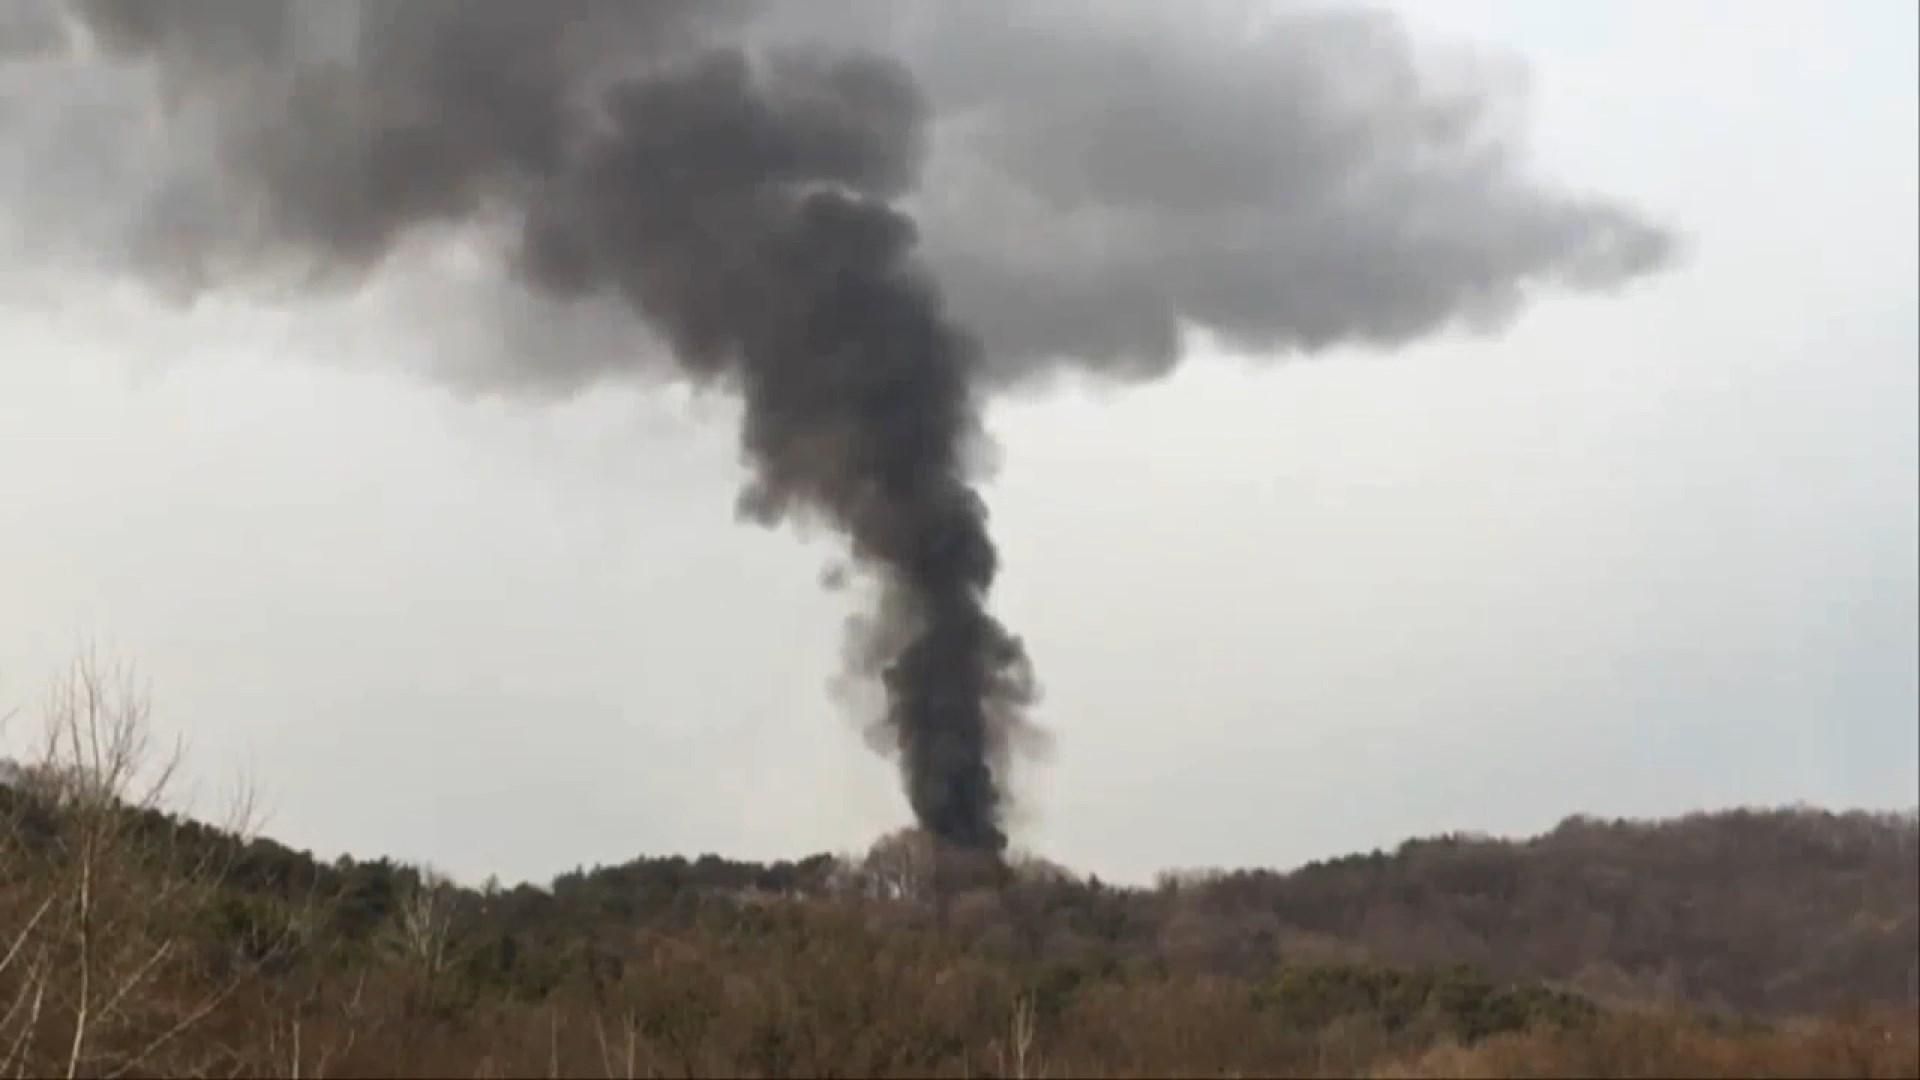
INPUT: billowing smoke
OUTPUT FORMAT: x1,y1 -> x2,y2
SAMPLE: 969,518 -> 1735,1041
0,0 -> 1674,854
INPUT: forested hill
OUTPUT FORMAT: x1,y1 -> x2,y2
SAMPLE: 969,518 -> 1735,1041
1144,807 -> 1920,1014
521,805 -> 1920,1017
42,776 -> 1915,1017
6,753 -> 1916,1077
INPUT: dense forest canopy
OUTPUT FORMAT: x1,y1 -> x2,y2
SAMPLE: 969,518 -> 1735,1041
0,672 -> 1913,1076
8,757 -> 1915,1020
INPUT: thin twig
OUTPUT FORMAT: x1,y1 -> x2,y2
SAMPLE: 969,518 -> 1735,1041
0,896 -> 52,980
102,974 -> 246,1079
1,964 -> 47,1079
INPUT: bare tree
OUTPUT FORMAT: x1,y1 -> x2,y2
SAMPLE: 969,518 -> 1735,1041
859,829 -> 938,904
988,994 -> 1045,1080
0,651 -> 281,1078
387,865 -> 461,1011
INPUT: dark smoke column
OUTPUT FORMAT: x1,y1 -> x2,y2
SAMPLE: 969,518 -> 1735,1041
56,0 -> 1040,854
41,0 -> 1676,858
514,53 -> 1035,853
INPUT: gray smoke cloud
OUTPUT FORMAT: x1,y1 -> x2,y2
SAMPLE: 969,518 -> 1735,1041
753,0 -> 1677,381
1,0 -> 1674,853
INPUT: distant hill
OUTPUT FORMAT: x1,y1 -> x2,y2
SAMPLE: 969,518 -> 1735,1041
506,805 -> 1919,1017
1147,807 -> 1920,1015
3,751 -> 1914,1076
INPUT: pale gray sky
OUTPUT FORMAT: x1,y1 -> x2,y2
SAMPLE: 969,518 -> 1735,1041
1,0 -> 1914,885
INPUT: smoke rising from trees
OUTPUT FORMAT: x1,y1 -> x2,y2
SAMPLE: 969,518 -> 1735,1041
0,0 -> 1674,852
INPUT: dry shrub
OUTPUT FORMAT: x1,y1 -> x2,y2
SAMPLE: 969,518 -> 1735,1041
1372,1008 -> 1920,1079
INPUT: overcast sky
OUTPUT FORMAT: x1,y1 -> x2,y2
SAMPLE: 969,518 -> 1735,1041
1,0 -> 1915,886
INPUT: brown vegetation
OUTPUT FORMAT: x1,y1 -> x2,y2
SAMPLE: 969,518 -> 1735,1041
2,656 -> 1915,1077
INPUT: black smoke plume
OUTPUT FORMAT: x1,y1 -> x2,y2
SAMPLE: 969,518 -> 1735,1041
0,0 -> 1675,854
